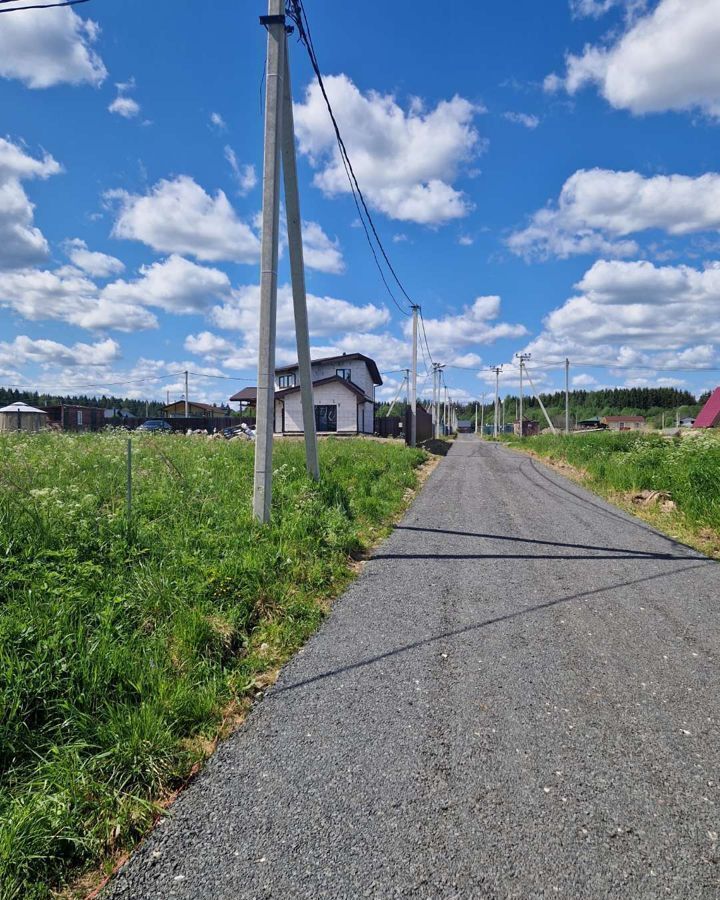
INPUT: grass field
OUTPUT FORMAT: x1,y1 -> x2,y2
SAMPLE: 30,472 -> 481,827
0,432 -> 426,899
497,430 -> 720,539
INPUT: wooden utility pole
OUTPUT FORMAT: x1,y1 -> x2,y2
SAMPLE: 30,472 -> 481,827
254,0 -> 318,522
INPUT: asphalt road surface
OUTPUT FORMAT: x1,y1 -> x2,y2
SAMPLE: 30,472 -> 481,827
105,436 -> 720,899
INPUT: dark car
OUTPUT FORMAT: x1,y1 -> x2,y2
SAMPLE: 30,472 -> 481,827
137,419 -> 172,433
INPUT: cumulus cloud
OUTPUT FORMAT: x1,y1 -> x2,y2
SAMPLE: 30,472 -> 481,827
406,296 -> 528,357
109,90 -> 140,119
0,6 -> 106,89
224,147 -> 257,195
517,258 -> 720,375
108,175 -> 260,263
0,138 -> 62,270
0,266 -> 158,332
508,168 -> 720,259
293,74 -> 484,225
503,112 -> 540,128
0,335 -> 120,369
547,0 -> 720,119
64,238 -> 124,277
102,254 -> 231,315
210,283 -> 389,340
301,221 -> 344,274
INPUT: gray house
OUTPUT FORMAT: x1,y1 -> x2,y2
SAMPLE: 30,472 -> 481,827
273,353 -> 382,435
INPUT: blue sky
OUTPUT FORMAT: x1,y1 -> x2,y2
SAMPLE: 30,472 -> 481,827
2,0 -> 720,406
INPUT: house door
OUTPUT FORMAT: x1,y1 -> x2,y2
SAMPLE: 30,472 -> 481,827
315,404 -> 337,432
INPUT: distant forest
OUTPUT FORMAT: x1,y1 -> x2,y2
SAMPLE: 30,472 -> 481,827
377,386 -> 713,428
0,387 -> 165,418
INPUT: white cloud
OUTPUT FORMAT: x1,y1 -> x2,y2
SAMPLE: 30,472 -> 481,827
407,296 -> 528,357
548,0 -> 720,119
109,95 -> 140,118
293,74 -> 484,225
0,6 -> 106,89
572,373 -> 598,386
108,175 -> 260,263
210,112 -> 227,131
102,254 -> 231,315
503,112 -> 540,128
0,138 -> 62,270
0,335 -> 120,369
458,235 -> 474,246
569,0 -> 647,17
64,238 -> 124,278
210,283 -> 389,340
0,267 -> 158,332
518,258 -> 720,374
224,146 -> 257,195
301,221 -> 344,274
508,168 -> 720,259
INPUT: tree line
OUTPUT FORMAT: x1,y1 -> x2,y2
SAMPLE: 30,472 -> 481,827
376,386 -> 713,425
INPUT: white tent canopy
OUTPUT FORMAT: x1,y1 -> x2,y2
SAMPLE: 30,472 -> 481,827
0,402 -> 47,415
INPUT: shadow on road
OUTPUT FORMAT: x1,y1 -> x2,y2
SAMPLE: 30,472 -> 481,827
392,525 -> 691,560
272,561 -> 713,695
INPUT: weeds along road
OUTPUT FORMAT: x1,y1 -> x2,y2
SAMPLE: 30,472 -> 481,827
104,435 -> 720,899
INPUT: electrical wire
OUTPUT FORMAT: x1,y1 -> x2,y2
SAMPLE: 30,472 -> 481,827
418,307 -> 435,367
285,0 -> 414,318
0,0 -> 90,12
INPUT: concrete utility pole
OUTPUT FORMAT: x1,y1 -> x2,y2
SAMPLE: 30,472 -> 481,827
410,306 -> 418,447
565,357 -> 570,435
481,392 -> 486,435
431,364 -> 438,439
524,363 -> 556,434
184,371 -> 189,418
490,366 -> 502,438
474,401 -> 478,434
280,34 -> 319,481
433,364 -> 445,439
516,353 -> 531,437
254,1 -> 318,522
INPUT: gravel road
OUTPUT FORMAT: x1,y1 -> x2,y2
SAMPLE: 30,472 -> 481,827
105,436 -> 720,899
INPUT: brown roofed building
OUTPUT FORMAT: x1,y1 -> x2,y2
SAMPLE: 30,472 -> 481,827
162,401 -> 228,418
601,415 -> 645,431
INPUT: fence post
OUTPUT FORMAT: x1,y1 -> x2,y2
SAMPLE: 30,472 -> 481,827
126,439 -> 132,532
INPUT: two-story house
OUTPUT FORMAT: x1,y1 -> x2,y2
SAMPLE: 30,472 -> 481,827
273,353 -> 382,435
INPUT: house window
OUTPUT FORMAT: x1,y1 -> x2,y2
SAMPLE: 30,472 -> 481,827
315,404 -> 337,432
77,410 -> 83,426
336,367 -> 351,381
278,373 -> 296,388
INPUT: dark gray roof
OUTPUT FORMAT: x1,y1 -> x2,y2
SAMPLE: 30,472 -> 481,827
275,353 -> 383,386
229,387 -> 257,402
274,375 -> 370,400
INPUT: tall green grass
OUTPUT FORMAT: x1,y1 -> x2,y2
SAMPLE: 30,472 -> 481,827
499,430 -> 720,530
0,433 -> 425,899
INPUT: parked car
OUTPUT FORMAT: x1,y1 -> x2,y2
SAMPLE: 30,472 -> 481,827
137,419 -> 172,433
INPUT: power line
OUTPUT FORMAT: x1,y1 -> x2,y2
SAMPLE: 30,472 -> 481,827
0,0 -> 90,12
285,0 -> 414,318
418,307 -> 435,368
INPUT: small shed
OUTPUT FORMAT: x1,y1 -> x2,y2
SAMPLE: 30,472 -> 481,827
0,401 -> 48,433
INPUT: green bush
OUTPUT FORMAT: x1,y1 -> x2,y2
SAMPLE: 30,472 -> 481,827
0,433 -> 425,899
